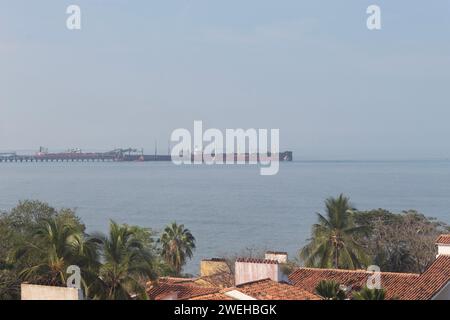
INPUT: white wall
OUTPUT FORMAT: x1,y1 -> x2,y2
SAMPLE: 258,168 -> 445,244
21,284 -> 83,300
437,245 -> 450,257
235,261 -> 281,286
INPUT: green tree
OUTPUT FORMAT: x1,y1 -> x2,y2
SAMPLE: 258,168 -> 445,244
17,215 -> 99,291
92,221 -> 157,300
0,201 -> 86,299
300,194 -> 369,269
352,286 -> 386,300
159,222 -> 196,275
354,209 -> 450,273
0,263 -> 21,300
315,280 -> 346,300
0,201 -> 164,300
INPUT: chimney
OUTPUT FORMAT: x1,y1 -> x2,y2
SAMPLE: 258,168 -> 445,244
436,235 -> 450,257
265,251 -> 288,263
200,258 -> 230,277
235,258 -> 285,286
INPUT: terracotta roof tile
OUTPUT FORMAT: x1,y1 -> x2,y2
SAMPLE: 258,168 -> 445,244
289,268 -> 419,300
402,255 -> 450,300
436,235 -> 450,245
236,279 -> 321,300
147,277 -> 220,300
191,279 -> 321,300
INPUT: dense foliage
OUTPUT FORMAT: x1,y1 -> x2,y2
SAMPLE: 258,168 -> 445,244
0,200 -> 195,300
300,194 -> 370,269
159,222 -> 196,276
315,280 -> 346,300
301,195 -> 449,273
352,286 -> 386,300
353,209 -> 450,273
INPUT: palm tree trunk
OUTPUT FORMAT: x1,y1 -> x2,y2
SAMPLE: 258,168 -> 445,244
334,248 -> 339,269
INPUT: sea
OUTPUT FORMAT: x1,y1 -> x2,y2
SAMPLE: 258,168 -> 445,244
1,160 -> 450,275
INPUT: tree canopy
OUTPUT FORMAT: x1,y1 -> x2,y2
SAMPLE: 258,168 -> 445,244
0,201 -> 195,299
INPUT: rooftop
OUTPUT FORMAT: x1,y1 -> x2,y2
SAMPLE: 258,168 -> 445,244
149,236 -> 450,300
436,234 -> 450,245
234,279 -> 320,300
402,255 -> 450,300
147,277 -> 220,300
289,267 -> 419,299
191,279 -> 321,300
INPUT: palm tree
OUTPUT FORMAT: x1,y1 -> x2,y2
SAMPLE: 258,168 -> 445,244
300,194 -> 369,269
352,286 -> 386,300
159,222 -> 196,275
315,280 -> 346,300
92,221 -> 156,300
17,216 -> 99,290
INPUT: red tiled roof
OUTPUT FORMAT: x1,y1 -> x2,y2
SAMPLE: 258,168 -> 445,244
402,255 -> 450,300
436,235 -> 450,245
191,279 -> 321,300
236,258 -> 278,264
289,268 -> 419,300
147,277 -> 220,300
236,279 -> 321,300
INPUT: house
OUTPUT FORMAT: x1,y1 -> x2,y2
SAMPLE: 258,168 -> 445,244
401,235 -> 450,300
148,234 -> 450,300
147,254 -> 321,300
20,235 -> 450,300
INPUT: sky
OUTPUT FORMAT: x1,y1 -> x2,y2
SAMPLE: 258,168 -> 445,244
1,0 -> 449,159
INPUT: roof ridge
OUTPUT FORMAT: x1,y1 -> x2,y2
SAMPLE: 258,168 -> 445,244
293,267 -> 419,276
236,257 -> 278,264
401,254 -> 450,299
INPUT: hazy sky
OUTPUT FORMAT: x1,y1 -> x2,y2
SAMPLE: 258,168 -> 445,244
1,1 -> 449,159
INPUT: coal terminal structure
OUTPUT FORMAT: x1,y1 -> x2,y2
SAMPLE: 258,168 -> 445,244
0,148 -> 293,163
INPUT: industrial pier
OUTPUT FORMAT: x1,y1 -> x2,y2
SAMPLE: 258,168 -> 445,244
0,148 -> 293,163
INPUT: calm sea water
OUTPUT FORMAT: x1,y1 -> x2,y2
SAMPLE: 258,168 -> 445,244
1,160 -> 450,274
